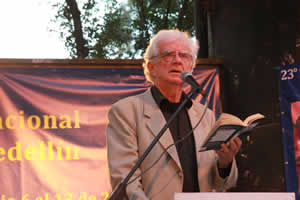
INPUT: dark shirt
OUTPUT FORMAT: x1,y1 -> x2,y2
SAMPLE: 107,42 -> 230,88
151,86 -> 231,192
151,86 -> 199,192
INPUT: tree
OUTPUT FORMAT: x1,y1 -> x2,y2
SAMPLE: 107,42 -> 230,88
52,0 -> 99,58
65,0 -> 88,58
51,0 -> 195,59
90,0 -> 135,58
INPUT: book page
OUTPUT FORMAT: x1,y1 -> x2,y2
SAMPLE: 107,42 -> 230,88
216,113 -> 246,126
244,113 -> 265,125
205,113 -> 246,140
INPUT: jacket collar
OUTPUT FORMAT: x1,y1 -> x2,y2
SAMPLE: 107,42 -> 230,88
143,89 -> 182,170
142,88 -> 208,171
150,86 -> 193,110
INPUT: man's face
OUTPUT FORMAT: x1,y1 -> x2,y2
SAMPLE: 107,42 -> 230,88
148,40 -> 193,87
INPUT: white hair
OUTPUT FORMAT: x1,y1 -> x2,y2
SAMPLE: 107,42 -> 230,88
143,29 -> 199,83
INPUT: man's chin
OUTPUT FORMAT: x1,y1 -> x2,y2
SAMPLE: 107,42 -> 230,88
168,78 -> 185,86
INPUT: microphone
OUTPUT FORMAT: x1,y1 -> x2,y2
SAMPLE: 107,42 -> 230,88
180,71 -> 206,96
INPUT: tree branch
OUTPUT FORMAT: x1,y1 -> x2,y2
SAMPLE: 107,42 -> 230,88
136,0 -> 148,50
177,0 -> 189,30
163,0 -> 172,29
66,0 -> 88,58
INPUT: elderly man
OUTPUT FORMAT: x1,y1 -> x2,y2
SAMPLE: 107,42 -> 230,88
106,29 -> 241,200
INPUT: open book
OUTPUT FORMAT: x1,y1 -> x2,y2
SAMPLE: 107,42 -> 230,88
199,113 -> 265,152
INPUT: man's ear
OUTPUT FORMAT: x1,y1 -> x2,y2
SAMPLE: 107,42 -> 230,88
148,61 -> 156,76
147,61 -> 157,83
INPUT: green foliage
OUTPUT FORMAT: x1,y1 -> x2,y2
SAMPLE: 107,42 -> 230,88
51,0 -> 195,59
91,0 -> 134,58
52,0 -> 99,58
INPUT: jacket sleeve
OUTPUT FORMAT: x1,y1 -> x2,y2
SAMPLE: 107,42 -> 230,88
214,156 -> 238,191
106,102 -> 149,200
209,111 -> 238,191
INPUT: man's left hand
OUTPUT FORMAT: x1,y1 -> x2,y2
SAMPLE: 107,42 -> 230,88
216,137 -> 242,168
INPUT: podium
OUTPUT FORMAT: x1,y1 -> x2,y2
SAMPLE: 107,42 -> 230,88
173,192 -> 295,200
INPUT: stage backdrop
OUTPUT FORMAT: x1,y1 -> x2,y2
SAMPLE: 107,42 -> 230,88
0,60 -> 221,199
279,63 -> 300,200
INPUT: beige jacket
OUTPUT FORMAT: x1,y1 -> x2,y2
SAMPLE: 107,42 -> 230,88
106,89 -> 238,200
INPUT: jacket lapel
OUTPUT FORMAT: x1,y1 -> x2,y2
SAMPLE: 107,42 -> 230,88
188,103 -> 208,158
142,89 -> 182,171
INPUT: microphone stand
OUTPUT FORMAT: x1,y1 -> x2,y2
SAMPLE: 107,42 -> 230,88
108,87 -> 201,200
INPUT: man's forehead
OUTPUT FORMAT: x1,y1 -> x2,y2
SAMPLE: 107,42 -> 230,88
158,40 -> 190,52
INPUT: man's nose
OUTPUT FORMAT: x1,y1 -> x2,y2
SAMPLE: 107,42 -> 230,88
173,52 -> 182,62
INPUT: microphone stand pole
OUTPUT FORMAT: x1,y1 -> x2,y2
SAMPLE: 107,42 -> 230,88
108,87 -> 201,200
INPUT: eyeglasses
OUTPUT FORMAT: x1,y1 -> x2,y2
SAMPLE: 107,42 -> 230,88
151,50 -> 193,63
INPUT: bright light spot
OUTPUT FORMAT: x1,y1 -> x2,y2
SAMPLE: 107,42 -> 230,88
0,0 -> 129,59
0,0 -> 69,59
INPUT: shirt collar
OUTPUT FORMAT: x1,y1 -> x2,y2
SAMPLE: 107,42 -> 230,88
150,86 -> 193,109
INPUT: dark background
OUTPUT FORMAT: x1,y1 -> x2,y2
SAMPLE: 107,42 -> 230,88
209,0 -> 298,193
